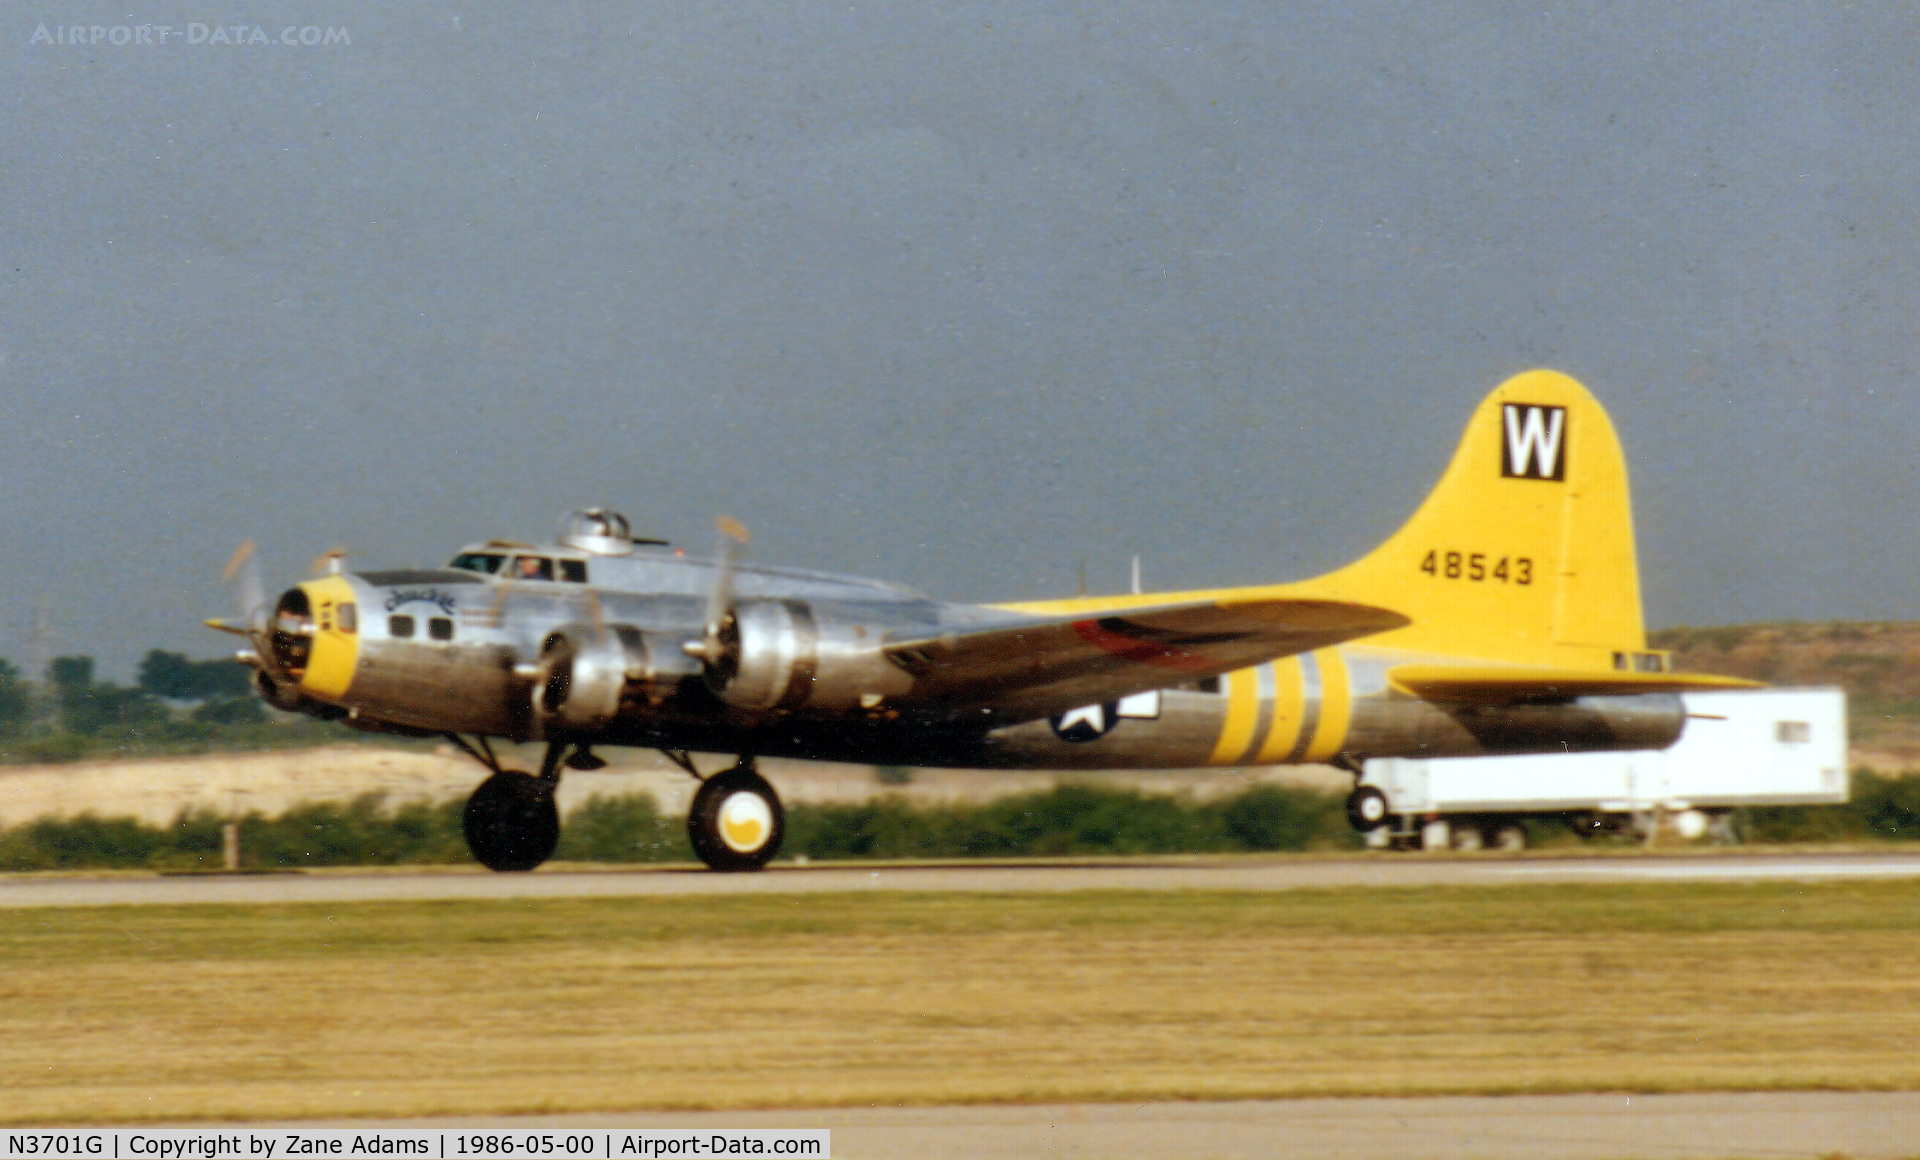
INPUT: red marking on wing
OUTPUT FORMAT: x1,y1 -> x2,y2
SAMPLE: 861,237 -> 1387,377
1071,619 -> 1219,673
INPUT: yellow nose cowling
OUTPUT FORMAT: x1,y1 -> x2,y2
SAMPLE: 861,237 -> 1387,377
297,575 -> 361,700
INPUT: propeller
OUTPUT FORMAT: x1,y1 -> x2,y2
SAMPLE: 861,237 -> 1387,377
206,540 -> 269,640
684,515 -> 750,678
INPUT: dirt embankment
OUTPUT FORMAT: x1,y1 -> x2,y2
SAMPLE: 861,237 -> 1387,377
0,744 -> 1346,828
1653,620 -> 1920,770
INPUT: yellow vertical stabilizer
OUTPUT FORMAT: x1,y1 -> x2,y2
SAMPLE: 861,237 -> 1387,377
1282,370 -> 1646,668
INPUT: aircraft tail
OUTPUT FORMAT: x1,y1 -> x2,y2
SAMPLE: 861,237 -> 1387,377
1290,369 -> 1658,670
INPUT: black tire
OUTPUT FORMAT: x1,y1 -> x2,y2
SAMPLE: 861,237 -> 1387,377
463,771 -> 560,872
687,764 -> 785,872
1488,821 -> 1527,851
1346,785 -> 1391,832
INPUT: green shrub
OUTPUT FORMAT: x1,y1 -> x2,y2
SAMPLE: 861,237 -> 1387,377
1221,784 -> 1345,851
23,771 -> 1920,873
1737,770 -> 1920,843
18,814 -> 163,869
782,783 -> 1356,861
555,793 -> 691,862
191,697 -> 269,726
235,795 -> 469,867
19,734 -> 87,764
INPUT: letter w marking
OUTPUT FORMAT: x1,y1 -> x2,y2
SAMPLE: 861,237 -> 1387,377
1501,403 -> 1567,481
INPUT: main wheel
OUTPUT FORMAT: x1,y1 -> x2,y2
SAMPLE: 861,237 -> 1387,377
463,771 -> 560,872
687,764 -> 785,872
1346,786 -> 1391,832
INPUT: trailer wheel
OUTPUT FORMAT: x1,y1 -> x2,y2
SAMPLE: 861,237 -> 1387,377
1704,809 -> 1739,845
1450,822 -> 1483,851
1346,786 -> 1391,832
1488,822 -> 1527,851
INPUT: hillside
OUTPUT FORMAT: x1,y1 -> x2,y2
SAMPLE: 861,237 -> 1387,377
1652,621 -> 1920,767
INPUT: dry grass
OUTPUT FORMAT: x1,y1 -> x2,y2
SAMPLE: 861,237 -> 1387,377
2,882 -> 1918,1124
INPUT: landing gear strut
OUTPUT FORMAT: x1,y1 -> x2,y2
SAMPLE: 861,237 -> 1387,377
449,735 -> 572,873
675,754 -> 785,873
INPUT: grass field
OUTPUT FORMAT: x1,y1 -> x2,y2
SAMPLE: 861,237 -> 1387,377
3,880 -> 1918,1124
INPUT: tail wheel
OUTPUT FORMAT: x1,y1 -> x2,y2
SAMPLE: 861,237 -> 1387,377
463,770 -> 560,872
1346,786 -> 1391,832
688,763 -> 785,872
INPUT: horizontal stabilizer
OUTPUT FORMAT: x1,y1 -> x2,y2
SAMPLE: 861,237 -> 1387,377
1390,664 -> 1763,705
888,597 -> 1407,720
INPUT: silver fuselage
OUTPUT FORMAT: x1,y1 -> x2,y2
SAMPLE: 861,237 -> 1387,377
272,542 -> 1683,771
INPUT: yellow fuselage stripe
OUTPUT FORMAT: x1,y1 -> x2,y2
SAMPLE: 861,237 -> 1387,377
1208,667 -> 1261,765
1300,648 -> 1352,763
1253,656 -> 1307,764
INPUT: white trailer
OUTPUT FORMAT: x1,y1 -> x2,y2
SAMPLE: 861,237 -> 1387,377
1349,687 -> 1848,850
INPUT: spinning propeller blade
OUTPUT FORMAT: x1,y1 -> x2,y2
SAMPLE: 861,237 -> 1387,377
686,516 -> 750,669
215,540 -> 269,638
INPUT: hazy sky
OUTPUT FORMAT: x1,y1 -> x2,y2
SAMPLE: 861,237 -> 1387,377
2,2 -> 1914,678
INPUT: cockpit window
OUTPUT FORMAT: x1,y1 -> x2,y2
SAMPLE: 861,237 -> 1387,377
450,552 -> 506,575
558,559 -> 587,583
511,556 -> 554,581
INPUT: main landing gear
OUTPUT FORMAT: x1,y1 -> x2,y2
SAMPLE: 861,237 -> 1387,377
664,751 -> 787,873
449,734 -> 570,872
447,736 -> 786,873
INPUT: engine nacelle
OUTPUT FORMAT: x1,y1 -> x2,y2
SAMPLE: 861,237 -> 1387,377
536,622 -> 699,732
706,599 -> 913,712
1446,693 -> 1687,754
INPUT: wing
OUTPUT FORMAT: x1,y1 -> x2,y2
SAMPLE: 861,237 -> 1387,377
885,597 -> 1408,720
1389,664 -> 1762,705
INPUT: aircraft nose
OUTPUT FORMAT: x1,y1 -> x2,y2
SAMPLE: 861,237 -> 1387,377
282,575 -> 362,699
267,586 -> 314,677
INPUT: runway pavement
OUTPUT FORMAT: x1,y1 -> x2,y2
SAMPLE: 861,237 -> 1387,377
4,849 -> 1919,908
213,1092 -> 1920,1159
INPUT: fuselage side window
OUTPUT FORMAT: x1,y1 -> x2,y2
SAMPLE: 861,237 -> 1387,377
429,617 -> 455,641
450,552 -> 506,575
511,556 -> 554,582
389,615 -> 415,638
559,559 -> 588,583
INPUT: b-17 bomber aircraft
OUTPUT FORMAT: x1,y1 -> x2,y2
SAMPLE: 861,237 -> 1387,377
209,370 -> 1753,871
